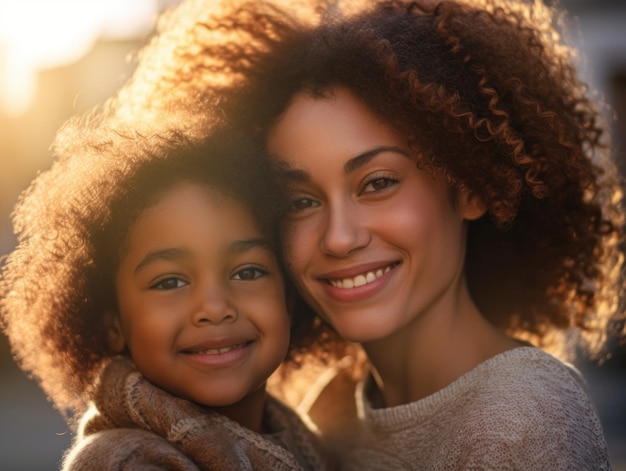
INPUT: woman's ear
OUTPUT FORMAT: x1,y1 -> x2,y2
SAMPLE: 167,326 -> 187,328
103,310 -> 126,352
457,188 -> 487,221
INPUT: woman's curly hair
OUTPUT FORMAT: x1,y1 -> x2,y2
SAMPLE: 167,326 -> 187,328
127,0 -> 625,362
5,0 -> 624,417
0,113 -> 286,418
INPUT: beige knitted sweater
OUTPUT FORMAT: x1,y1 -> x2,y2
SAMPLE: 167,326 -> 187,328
341,347 -> 611,470
62,357 -> 329,471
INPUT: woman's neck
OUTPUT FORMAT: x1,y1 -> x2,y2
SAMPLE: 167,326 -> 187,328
362,277 -> 520,407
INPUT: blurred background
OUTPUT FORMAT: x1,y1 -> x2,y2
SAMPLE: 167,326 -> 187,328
0,0 -> 625,469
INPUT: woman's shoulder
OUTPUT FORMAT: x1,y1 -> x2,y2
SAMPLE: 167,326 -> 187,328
352,347 -> 610,470
438,346 -> 598,424
440,347 -> 611,469
358,347 -> 606,446
466,346 -> 592,401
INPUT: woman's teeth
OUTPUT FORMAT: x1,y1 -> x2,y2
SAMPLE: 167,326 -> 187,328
329,265 -> 392,289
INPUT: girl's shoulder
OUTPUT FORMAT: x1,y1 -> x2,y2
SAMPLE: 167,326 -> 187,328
61,428 -> 198,471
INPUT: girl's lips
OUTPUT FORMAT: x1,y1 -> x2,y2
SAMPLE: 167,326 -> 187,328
180,338 -> 254,367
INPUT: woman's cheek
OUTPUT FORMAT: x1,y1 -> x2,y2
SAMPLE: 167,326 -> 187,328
282,220 -> 313,281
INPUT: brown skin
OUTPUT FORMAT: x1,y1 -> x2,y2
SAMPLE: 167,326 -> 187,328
3,0 -> 623,423
0,129 -> 287,420
269,87 -> 520,407
210,0 -> 624,366
109,183 -> 290,432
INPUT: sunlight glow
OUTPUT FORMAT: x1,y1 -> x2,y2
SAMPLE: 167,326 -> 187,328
0,0 -> 159,116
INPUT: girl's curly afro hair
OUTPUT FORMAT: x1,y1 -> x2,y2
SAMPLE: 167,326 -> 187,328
0,115 -> 284,418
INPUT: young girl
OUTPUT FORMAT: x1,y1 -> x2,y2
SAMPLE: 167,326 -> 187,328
128,0 -> 623,468
0,123 -> 328,470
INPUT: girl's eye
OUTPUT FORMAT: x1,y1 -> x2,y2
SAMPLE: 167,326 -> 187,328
232,266 -> 268,281
150,277 -> 188,290
362,175 -> 399,194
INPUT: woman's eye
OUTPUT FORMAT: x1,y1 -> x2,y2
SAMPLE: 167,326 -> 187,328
362,176 -> 398,193
150,277 -> 188,290
232,266 -> 268,281
288,197 -> 318,212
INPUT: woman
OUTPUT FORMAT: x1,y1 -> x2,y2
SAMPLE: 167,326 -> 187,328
88,0 -> 624,468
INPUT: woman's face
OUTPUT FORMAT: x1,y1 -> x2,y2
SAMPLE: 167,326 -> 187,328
267,87 -> 483,344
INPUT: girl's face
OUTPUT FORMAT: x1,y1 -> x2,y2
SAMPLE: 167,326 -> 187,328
111,183 -> 290,411
267,87 -> 484,344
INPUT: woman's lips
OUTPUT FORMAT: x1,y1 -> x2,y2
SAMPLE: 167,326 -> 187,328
318,262 -> 400,302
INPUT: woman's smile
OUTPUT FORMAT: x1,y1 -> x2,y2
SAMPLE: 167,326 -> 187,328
268,87 -> 484,343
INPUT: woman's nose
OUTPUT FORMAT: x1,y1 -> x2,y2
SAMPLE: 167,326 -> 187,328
320,202 -> 371,257
191,282 -> 237,326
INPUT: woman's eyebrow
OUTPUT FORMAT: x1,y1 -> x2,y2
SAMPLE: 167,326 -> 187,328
275,145 -> 410,181
278,164 -> 310,182
343,146 -> 409,173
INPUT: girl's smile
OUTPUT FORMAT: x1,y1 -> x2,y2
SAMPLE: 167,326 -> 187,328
111,183 -> 291,409
180,338 -> 255,368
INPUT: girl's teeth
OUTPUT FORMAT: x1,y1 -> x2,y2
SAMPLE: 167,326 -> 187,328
330,265 -> 394,289
195,343 -> 245,355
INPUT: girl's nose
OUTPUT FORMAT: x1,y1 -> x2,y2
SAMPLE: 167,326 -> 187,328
320,202 -> 371,257
191,282 -> 237,326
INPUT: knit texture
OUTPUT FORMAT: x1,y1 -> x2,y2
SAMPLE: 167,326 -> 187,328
62,357 -> 329,471
341,347 -> 611,470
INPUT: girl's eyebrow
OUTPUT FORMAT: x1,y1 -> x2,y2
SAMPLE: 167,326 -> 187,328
276,145 -> 410,181
135,247 -> 188,273
227,238 -> 274,255
134,239 -> 273,273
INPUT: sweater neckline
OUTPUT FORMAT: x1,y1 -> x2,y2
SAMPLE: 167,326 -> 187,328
358,346 -> 551,428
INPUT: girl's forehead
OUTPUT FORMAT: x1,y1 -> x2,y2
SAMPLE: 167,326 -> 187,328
118,181 -> 255,246
122,183 -> 266,260
134,182 -> 252,226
